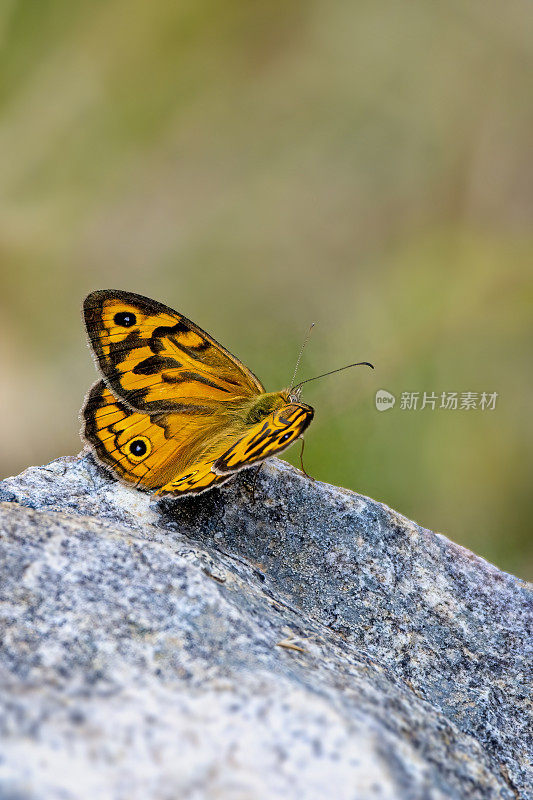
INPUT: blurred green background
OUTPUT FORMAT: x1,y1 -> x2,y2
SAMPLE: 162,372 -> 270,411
1,0 -> 532,578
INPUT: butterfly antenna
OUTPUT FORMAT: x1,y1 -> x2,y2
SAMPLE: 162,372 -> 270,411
295,361 -> 374,391
289,323 -> 315,391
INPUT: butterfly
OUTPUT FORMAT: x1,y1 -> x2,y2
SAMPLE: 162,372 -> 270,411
81,289 -> 319,497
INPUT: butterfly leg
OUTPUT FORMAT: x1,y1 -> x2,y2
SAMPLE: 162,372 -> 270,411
249,463 -> 263,504
299,436 -> 314,480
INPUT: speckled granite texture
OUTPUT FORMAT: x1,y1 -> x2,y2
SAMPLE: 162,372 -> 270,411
0,453 -> 531,800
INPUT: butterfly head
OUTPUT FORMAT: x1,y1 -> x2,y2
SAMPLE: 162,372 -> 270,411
288,386 -> 303,403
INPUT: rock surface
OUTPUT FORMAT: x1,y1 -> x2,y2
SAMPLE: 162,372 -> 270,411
0,452 -> 531,800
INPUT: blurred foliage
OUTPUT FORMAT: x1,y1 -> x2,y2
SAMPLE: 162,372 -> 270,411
1,0 -> 532,578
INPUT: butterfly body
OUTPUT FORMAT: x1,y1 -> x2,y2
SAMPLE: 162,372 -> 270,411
82,291 -> 314,496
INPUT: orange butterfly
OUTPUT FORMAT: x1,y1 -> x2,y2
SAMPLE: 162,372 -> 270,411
81,290 -> 372,497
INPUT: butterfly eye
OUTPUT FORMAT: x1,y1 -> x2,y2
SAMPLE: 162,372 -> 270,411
126,436 -> 151,462
114,311 -> 137,328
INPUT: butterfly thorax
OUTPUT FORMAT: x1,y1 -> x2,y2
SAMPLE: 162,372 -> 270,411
241,391 -> 291,424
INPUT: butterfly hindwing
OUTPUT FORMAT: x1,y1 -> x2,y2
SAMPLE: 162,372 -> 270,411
213,403 -> 314,474
157,402 -> 314,494
84,290 -> 264,413
156,459 -> 229,496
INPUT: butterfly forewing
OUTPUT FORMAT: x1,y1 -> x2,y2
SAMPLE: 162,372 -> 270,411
84,290 -> 264,413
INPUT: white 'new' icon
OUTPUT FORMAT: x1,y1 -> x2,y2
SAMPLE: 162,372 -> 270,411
375,389 -> 396,411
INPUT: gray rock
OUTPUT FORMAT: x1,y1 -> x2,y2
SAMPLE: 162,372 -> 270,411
0,452 -> 531,800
